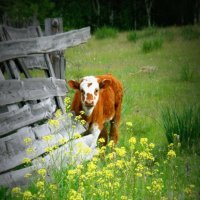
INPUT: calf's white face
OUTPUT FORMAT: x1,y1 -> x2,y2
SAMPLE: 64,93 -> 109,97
68,76 -> 111,116
79,76 -> 100,115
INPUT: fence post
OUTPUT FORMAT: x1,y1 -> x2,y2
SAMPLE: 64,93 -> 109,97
44,18 -> 66,80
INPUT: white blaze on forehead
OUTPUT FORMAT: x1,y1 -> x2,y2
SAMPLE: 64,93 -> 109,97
80,76 -> 99,91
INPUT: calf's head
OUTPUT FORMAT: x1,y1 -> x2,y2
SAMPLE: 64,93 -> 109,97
68,76 -> 111,116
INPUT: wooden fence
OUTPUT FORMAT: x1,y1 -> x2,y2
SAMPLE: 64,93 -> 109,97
0,18 -> 94,188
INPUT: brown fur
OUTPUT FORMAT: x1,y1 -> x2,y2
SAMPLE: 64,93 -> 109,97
69,74 -> 123,144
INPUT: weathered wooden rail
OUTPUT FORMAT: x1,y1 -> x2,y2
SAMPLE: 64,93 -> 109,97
0,19 -> 93,188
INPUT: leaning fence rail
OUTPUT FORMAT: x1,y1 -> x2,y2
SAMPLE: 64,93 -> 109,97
0,20 -> 93,188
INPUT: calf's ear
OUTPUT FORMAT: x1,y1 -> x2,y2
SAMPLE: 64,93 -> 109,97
99,79 -> 111,89
68,80 -> 80,90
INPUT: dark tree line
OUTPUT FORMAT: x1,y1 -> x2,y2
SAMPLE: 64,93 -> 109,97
0,0 -> 199,30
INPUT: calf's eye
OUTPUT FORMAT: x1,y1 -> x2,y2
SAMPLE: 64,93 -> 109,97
80,89 -> 84,94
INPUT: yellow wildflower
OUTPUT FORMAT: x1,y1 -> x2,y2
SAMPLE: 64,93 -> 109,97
23,190 -> 33,200
135,172 -> 142,177
80,110 -> 85,115
38,168 -> 46,177
106,152 -> 115,160
80,119 -> 86,125
49,184 -> 57,192
167,149 -> 176,159
76,142 -> 91,154
129,137 -> 136,145
77,164 -> 83,170
75,115 -> 82,121
59,138 -> 68,145
11,187 -> 21,194
42,134 -> 54,141
140,138 -> 148,145
24,173 -> 32,178
108,140 -> 114,148
48,119 -> 60,127
115,147 -> 126,157
68,189 -> 83,200
126,122 -> 133,127
26,147 -> 36,154
114,181 -> 120,189
139,151 -> 155,161
68,169 -> 77,175
150,178 -> 164,195
98,138 -> 105,143
168,143 -> 174,149
136,163 -> 144,172
36,181 -> 45,190
22,158 -> 31,164
87,162 -> 97,171
149,143 -> 155,149
116,160 -> 124,169
68,112 -> 73,117
55,109 -> 62,118
103,169 -> 114,178
74,133 -> 81,139
23,137 -> 32,145
121,196 -> 128,200
184,184 -> 195,197
64,97 -> 71,105
44,146 -> 54,153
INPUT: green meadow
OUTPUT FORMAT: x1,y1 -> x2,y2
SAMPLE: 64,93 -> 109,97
66,26 -> 200,147
2,26 -> 200,200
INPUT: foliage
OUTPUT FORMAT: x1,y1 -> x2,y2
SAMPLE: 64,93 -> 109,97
5,119 -> 199,200
127,31 -> 137,42
142,38 -> 163,53
1,0 -> 55,25
1,26 -> 200,199
161,105 -> 200,150
142,26 -> 158,38
0,0 -> 198,30
181,26 -> 200,40
94,26 -> 118,39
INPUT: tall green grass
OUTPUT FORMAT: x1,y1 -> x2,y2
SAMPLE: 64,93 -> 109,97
94,26 -> 118,39
142,38 -> 163,53
127,31 -> 137,42
181,26 -> 199,40
161,105 -> 200,150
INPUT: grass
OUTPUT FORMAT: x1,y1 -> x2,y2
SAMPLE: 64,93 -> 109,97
94,26 -> 118,39
142,38 -> 163,53
161,105 -> 200,150
1,26 -> 200,199
127,31 -> 137,42
179,63 -> 194,81
181,26 -> 200,40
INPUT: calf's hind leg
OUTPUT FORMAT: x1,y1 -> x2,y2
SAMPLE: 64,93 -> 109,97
110,102 -> 122,144
99,125 -> 108,146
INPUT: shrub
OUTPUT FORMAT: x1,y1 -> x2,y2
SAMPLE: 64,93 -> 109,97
161,105 -> 200,150
161,30 -> 174,42
142,26 -> 158,38
94,26 -> 118,39
127,31 -> 137,42
181,26 -> 199,40
142,38 -> 163,53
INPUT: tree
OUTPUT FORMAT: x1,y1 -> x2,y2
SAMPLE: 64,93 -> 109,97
145,0 -> 153,27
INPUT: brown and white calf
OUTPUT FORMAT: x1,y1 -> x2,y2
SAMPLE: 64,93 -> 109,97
68,74 -> 123,148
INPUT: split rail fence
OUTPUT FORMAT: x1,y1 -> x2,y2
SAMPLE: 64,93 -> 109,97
0,18 -> 94,188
